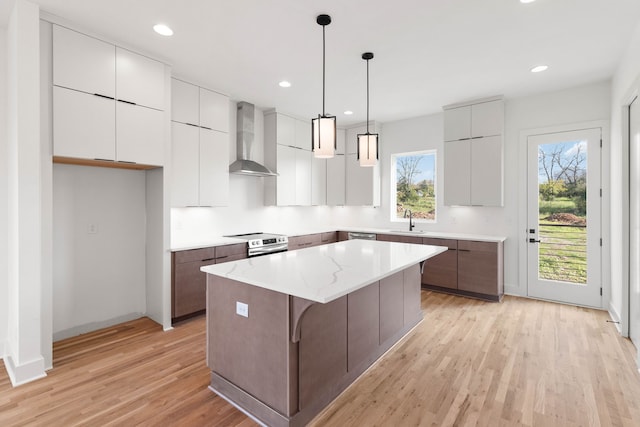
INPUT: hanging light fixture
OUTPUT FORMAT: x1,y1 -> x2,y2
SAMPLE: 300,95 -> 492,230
312,14 -> 336,158
357,52 -> 378,167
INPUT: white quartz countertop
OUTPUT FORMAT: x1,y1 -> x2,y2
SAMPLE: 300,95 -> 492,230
201,240 -> 447,303
171,227 -> 505,251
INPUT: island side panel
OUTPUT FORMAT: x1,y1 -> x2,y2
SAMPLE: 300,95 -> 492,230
206,275 -> 293,416
298,296 -> 348,409
379,270 -> 405,345
404,264 -> 422,326
347,282 -> 380,372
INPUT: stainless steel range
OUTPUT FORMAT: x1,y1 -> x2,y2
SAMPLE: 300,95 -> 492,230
226,232 -> 288,257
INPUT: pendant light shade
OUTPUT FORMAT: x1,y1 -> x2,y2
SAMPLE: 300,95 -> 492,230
357,52 -> 378,167
312,14 -> 336,158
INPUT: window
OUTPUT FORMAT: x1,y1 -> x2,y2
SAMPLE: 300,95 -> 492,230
390,150 -> 436,222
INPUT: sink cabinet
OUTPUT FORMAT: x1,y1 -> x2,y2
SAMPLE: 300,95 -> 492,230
172,243 -> 246,321
421,238 -> 458,290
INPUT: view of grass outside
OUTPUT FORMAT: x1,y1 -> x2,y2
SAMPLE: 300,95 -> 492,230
392,151 -> 436,221
537,141 -> 587,284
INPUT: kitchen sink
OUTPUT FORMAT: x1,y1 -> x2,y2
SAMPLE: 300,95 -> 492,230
387,229 -> 425,234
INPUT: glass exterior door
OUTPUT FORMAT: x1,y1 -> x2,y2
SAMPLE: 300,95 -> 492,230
527,128 -> 601,307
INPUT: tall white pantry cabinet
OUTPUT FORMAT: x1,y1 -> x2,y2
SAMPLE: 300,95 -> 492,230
170,78 -> 229,207
443,97 -> 504,207
52,25 -> 165,166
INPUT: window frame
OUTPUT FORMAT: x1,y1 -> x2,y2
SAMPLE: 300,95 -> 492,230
390,149 -> 437,223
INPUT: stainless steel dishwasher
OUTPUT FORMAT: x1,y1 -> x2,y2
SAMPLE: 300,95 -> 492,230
347,232 -> 377,240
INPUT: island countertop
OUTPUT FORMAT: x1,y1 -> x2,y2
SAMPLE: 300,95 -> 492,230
201,239 -> 447,303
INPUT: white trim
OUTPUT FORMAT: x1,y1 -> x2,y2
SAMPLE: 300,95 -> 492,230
518,120 -> 610,309
609,300 -> 623,334
504,283 -> 524,297
619,74 -> 640,339
3,354 -> 47,387
0,341 -> 5,359
389,149 -> 437,224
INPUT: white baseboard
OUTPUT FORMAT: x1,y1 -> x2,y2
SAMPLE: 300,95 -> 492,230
3,353 -> 47,387
53,312 -> 144,342
608,301 -> 623,334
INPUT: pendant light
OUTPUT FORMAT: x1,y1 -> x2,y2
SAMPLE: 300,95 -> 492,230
312,14 -> 336,158
357,52 -> 379,167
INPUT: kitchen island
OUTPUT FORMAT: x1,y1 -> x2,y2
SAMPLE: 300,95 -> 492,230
201,239 -> 447,427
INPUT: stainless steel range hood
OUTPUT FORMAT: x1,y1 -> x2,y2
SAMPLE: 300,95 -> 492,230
229,102 -> 277,177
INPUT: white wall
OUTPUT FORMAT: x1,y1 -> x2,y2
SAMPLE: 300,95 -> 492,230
610,21 -> 640,329
52,164 -> 147,341
0,26 -> 8,359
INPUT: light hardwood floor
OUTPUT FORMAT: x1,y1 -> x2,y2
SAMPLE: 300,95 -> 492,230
1,292 -> 639,426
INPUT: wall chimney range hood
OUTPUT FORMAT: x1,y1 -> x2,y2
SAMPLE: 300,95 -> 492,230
229,102 -> 277,177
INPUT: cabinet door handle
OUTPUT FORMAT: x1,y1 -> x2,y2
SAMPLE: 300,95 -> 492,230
202,257 -> 216,262
117,160 -> 136,164
447,248 -> 457,251
117,99 -> 137,105
215,256 -> 228,261
458,249 -> 471,252
94,158 -> 114,162
185,123 -> 199,127
93,93 -> 115,100
201,126 -> 212,130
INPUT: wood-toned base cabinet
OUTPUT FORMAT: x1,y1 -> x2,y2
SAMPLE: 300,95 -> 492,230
375,233 -> 504,301
171,243 -> 246,322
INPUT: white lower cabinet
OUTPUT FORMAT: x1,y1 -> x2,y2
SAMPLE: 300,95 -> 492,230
116,102 -> 164,166
345,153 -> 380,206
171,123 -> 229,207
53,86 -> 115,161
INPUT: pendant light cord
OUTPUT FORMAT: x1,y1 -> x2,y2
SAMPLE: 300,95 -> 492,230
322,24 -> 326,116
366,57 -> 370,134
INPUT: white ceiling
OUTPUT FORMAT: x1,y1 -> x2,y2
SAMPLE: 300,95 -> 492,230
3,0 -> 640,125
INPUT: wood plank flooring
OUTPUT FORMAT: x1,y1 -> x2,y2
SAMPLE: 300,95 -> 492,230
1,292 -> 639,426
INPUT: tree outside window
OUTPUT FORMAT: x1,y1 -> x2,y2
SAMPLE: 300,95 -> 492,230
391,151 -> 436,221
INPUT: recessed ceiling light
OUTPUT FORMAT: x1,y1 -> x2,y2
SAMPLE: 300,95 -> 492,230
344,111 -> 353,115
531,65 -> 548,73
279,81 -> 291,88
153,24 -> 173,36
520,0 -> 536,3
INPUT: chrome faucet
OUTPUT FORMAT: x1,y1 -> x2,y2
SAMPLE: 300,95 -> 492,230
404,209 -> 415,231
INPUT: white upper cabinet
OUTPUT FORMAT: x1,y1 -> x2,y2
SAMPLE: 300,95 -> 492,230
471,100 -> 503,138
443,106 -> 471,142
443,140 -> 471,206
199,129 -> 229,206
275,144 -> 297,206
312,157 -> 327,206
276,113 -> 296,147
53,85 -> 115,160
53,25 -> 115,98
116,102 -> 165,166
345,153 -> 380,206
326,154 -> 345,206
470,135 -> 503,206
51,24 -> 166,167
171,79 -> 199,125
200,88 -> 229,132
264,111 -> 315,206
171,123 -> 200,207
443,97 -> 504,206
170,78 -> 230,207
295,119 -> 311,150
344,125 -> 380,206
116,48 -> 165,110
336,127 -> 346,154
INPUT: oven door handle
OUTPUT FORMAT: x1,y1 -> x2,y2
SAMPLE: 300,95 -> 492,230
248,244 -> 288,257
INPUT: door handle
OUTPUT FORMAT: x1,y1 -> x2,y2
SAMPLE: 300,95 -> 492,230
529,238 -> 541,243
